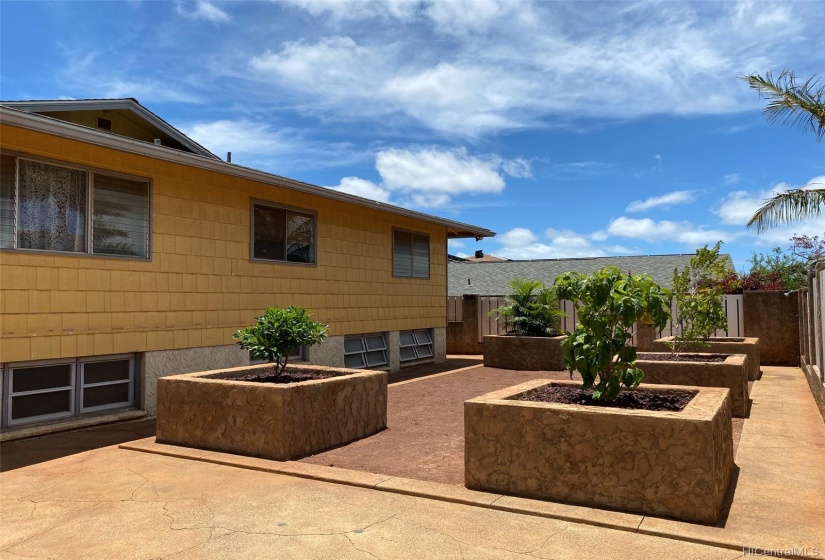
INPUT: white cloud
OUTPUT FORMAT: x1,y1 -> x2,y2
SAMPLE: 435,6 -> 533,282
327,177 -> 391,203
376,148 -> 505,194
497,228 -> 538,247
724,173 -> 740,185
253,1 -> 818,136
175,0 -> 230,23
502,157 -> 532,179
322,146 -> 512,207
606,216 -> 737,246
494,226 -> 635,259
626,190 -> 695,212
183,119 -> 290,156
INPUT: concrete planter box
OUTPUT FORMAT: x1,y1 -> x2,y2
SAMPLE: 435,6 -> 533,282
483,335 -> 566,371
156,364 -> 387,460
636,353 -> 749,418
465,379 -> 734,523
653,336 -> 761,381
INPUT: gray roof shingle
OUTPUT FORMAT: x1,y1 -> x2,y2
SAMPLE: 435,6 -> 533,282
448,254 -> 729,296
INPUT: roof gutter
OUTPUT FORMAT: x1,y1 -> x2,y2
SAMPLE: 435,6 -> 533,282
0,107 -> 495,239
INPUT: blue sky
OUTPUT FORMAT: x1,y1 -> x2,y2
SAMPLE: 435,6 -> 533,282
2,0 -> 823,270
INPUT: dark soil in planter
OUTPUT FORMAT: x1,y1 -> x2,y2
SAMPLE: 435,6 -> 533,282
639,353 -> 726,363
517,385 -> 695,412
207,366 -> 348,384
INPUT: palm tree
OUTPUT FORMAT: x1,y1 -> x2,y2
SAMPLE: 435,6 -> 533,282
490,278 -> 564,337
742,71 -> 825,233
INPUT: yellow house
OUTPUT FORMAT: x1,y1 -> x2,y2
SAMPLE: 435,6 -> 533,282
0,99 -> 494,436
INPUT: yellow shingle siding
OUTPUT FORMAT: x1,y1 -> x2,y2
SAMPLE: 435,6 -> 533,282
0,124 -> 447,363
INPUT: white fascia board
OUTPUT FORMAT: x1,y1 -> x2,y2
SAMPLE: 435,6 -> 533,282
0,107 -> 496,239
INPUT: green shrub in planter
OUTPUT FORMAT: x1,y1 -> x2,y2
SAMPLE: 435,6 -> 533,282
491,278 -> 565,337
670,241 -> 733,354
555,267 -> 671,401
234,306 -> 328,376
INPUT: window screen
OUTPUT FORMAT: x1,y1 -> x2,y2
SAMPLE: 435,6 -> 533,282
393,231 -> 429,278
92,174 -> 149,258
0,154 -> 15,248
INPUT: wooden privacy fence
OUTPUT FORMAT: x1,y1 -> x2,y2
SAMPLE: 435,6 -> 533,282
459,295 -> 744,343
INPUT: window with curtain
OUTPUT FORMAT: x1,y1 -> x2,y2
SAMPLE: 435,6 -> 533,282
393,230 -> 430,278
17,159 -> 87,253
0,155 -> 150,258
253,202 -> 316,264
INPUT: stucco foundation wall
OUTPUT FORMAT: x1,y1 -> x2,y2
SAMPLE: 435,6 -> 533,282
743,291 -> 799,366
142,344 -> 247,415
637,353 -> 749,417
306,335 -> 345,368
653,336 -> 761,381
433,327 -> 446,361
465,379 -> 734,523
156,365 -> 387,460
483,335 -> 565,371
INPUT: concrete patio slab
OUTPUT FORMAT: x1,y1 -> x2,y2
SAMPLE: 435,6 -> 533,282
1,443 -> 743,559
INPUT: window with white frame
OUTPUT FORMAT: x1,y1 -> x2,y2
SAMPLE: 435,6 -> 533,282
2,355 -> 137,428
0,155 -> 150,258
252,201 -> 316,264
399,330 -> 434,362
344,334 -> 388,369
393,230 -> 429,278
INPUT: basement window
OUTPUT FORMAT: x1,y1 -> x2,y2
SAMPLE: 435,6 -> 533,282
2,355 -> 137,428
399,330 -> 434,362
344,334 -> 387,369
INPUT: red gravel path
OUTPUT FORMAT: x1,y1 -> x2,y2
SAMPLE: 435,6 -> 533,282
301,365 -> 745,485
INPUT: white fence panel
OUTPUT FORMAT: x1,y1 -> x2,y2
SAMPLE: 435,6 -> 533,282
478,296 -> 507,342
718,295 -> 744,337
447,296 -> 463,322
558,299 -> 577,333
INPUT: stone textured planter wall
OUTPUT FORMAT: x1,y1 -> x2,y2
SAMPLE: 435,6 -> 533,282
482,335 -> 566,371
156,364 -> 387,460
636,353 -> 749,417
743,290 -> 800,366
447,295 -> 484,354
465,379 -> 734,523
653,336 -> 760,381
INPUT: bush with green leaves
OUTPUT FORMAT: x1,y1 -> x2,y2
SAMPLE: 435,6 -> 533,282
671,242 -> 734,354
233,306 -> 328,376
491,278 -> 565,337
554,267 -> 672,401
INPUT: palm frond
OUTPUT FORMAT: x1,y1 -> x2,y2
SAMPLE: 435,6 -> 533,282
747,187 -> 825,233
742,71 -> 825,141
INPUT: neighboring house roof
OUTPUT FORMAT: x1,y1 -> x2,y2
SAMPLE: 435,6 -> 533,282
448,254 -> 732,295
1,98 -> 219,159
464,254 -> 508,262
0,104 -> 495,239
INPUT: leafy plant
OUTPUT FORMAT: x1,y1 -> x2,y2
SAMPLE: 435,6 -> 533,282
670,242 -> 733,354
491,278 -> 564,337
554,267 -> 671,401
233,306 -> 328,376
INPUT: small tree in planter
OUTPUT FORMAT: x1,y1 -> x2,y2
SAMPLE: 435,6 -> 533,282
491,278 -> 565,336
554,267 -> 671,401
670,242 -> 732,355
234,306 -> 328,376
